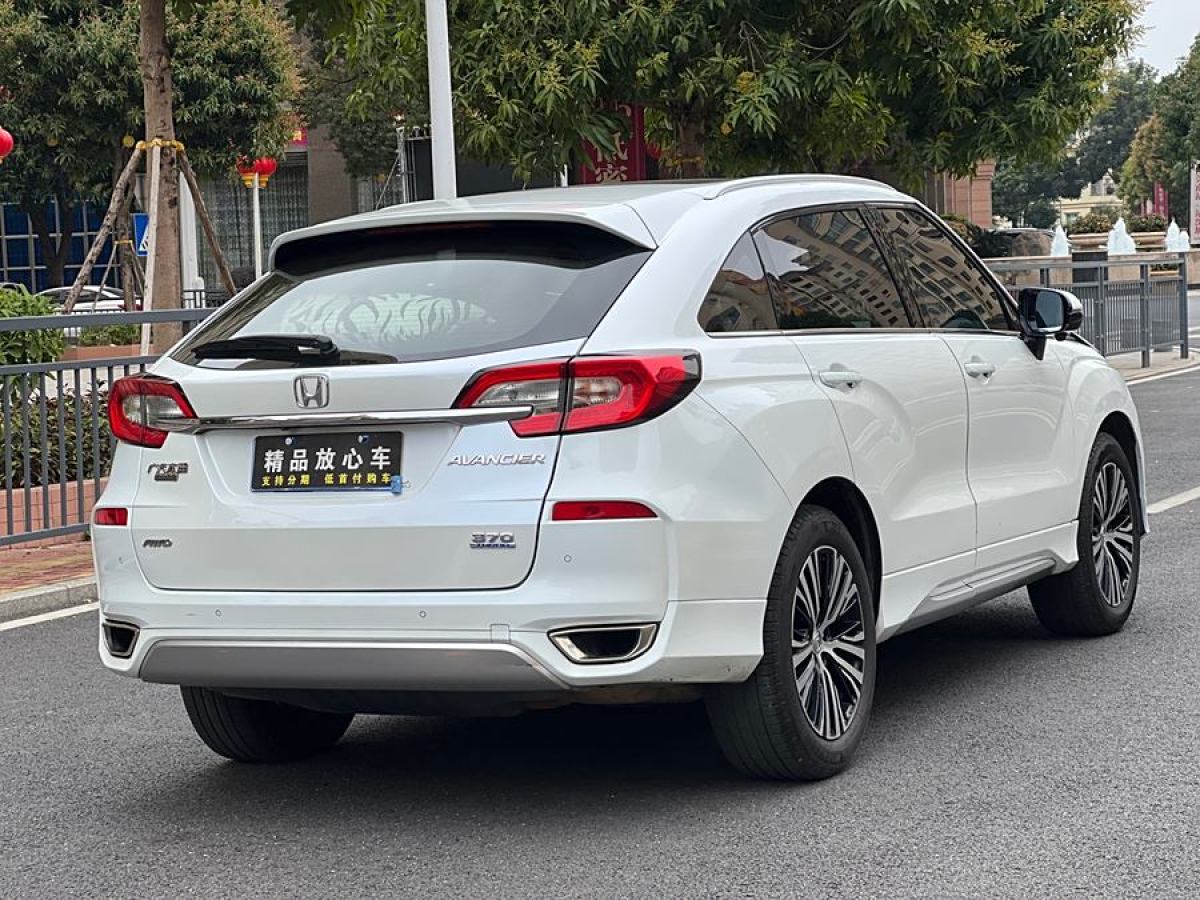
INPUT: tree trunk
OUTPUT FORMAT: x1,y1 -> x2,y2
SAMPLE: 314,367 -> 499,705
24,196 -> 72,289
114,144 -> 137,311
670,118 -> 706,179
139,0 -> 182,349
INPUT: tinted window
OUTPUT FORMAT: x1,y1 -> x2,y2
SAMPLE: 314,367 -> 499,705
753,209 -> 912,330
173,222 -> 650,368
878,207 -> 1012,330
698,233 -> 777,332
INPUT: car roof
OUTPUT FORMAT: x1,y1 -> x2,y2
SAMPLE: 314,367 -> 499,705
270,175 -> 910,264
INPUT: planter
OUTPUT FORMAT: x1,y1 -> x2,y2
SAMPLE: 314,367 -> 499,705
60,343 -> 142,362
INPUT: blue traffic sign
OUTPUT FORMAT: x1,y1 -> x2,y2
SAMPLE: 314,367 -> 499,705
133,213 -> 150,257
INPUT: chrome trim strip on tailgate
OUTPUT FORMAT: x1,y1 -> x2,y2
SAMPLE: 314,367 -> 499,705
151,405 -> 533,433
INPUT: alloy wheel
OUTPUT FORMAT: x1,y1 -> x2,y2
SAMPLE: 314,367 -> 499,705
1092,461 -> 1135,607
791,545 -> 867,741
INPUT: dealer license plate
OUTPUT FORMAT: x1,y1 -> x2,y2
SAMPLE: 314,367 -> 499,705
251,432 -> 403,491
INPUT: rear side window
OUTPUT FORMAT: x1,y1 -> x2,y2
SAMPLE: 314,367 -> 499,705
753,209 -> 914,329
173,222 -> 651,367
698,233 -> 778,332
877,207 -> 1013,330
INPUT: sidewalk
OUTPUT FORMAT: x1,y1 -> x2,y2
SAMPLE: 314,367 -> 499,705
1110,347 -> 1199,382
0,541 -> 96,622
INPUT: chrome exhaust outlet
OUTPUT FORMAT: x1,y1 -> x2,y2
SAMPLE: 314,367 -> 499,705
549,623 -> 657,665
102,620 -> 140,659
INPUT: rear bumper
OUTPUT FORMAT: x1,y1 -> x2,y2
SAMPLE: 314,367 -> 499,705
94,522 -> 766,691
101,597 -> 765,691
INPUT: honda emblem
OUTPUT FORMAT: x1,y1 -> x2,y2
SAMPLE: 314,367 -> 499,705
293,374 -> 329,409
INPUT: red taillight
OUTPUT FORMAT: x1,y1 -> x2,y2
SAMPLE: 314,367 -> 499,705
453,360 -> 568,437
94,507 -> 128,526
551,501 -> 657,521
455,353 -> 700,437
108,375 -> 196,448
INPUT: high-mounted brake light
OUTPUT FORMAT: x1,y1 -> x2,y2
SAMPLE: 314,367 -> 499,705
455,353 -> 700,437
108,375 -> 196,448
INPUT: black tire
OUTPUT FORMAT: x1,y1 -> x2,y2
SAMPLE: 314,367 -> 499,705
705,506 -> 877,780
1029,433 -> 1140,637
180,686 -> 353,763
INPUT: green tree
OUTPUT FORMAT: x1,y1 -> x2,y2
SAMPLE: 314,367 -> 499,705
1075,61 -> 1158,185
1118,36 -> 1200,217
0,0 -> 298,288
1120,114 -> 1171,208
313,0 -> 1139,182
992,157 -> 1085,228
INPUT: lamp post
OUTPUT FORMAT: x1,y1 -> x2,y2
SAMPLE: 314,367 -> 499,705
425,0 -> 456,199
237,157 -> 277,278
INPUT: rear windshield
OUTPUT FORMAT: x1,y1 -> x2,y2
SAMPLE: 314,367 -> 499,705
173,221 -> 651,368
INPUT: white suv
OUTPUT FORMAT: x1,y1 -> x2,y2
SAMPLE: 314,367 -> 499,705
94,177 -> 1145,779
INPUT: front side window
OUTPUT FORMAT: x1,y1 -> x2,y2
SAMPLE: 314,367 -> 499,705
877,207 -> 1013,330
172,222 -> 651,368
753,209 -> 913,330
698,233 -> 777,332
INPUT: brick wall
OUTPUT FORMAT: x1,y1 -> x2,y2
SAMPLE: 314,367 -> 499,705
2,478 -> 106,547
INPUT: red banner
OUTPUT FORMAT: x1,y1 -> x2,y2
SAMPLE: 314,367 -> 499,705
1153,182 -> 1169,218
580,103 -> 647,183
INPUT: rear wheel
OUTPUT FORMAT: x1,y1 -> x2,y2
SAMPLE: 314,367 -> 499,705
706,506 -> 876,780
180,687 -> 353,763
1029,433 -> 1140,636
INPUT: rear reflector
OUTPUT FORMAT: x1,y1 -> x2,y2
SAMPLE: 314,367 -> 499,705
94,507 -> 129,526
551,501 -> 657,521
456,353 -> 700,437
108,375 -> 196,448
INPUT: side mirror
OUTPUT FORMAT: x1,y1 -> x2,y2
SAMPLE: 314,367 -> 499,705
1017,287 -> 1082,358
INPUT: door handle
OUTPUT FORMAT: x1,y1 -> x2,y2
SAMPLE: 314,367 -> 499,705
963,359 -> 996,379
819,369 -> 863,389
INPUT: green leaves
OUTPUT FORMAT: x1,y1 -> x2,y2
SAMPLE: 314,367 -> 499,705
0,289 -> 65,365
305,0 -> 1138,182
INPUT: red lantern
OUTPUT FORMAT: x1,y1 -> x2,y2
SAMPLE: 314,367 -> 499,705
236,156 -> 278,188
236,157 -> 257,188
253,156 -> 278,187
0,127 -> 14,163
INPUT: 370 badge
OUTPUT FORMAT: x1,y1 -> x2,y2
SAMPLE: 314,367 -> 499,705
470,532 -> 516,550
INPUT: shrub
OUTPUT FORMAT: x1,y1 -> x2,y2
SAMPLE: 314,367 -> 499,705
1125,214 -> 1167,233
940,213 -> 972,243
0,384 -> 112,488
1065,207 -> 1121,235
0,288 -> 65,365
80,324 -> 141,346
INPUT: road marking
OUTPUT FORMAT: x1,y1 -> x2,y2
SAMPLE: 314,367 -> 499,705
1127,364 -> 1200,386
0,602 -> 97,633
1147,486 -> 1200,516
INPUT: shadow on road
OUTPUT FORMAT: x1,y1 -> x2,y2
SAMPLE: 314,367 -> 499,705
122,594 -> 1076,821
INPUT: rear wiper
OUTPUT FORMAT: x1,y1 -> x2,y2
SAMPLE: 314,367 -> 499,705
191,334 -> 341,364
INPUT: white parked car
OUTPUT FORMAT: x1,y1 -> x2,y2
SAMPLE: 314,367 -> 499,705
37,285 -> 127,312
94,177 -> 1145,779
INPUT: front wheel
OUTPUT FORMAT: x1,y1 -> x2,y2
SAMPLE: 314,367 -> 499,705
1029,433 -> 1140,637
706,506 -> 876,780
181,687 -> 353,763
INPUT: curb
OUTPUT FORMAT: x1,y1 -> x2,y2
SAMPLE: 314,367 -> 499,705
0,576 -> 97,624
1124,361 -> 1200,385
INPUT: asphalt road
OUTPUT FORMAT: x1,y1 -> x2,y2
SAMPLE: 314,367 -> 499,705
4,372 -> 1200,898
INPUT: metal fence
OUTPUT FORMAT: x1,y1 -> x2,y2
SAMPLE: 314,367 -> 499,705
986,252 -> 1190,366
1,308 -> 213,547
0,256 -> 1192,548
